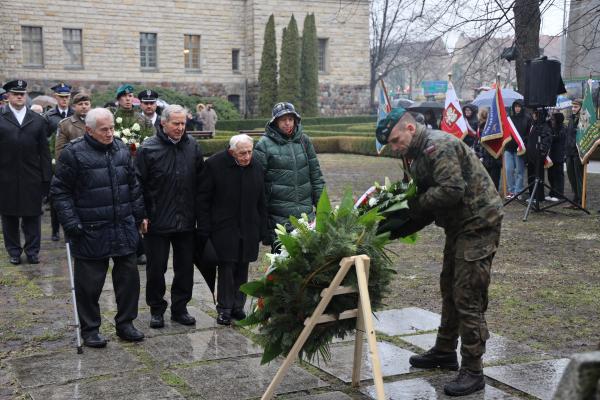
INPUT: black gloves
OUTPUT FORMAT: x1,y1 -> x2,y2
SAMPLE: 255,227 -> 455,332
65,223 -> 83,238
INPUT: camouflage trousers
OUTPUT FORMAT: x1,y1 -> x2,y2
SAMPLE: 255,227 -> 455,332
434,222 -> 502,372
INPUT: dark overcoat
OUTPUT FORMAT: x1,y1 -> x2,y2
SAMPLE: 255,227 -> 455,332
0,106 -> 52,216
196,149 -> 267,263
45,106 -> 74,136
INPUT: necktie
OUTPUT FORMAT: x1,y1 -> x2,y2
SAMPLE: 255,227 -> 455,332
61,111 -> 66,119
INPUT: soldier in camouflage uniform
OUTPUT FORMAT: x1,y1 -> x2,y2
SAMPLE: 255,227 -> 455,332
376,108 -> 503,396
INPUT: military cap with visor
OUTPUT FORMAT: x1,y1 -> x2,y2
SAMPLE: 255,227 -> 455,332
3,80 -> 28,93
138,89 -> 158,102
51,83 -> 72,96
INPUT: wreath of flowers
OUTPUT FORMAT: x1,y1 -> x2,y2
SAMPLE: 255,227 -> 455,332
112,110 -> 154,155
239,182 -> 417,364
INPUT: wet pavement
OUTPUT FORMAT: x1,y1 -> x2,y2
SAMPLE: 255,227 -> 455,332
0,202 -> 573,399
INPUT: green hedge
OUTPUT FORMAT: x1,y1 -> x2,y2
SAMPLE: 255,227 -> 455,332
216,115 -> 376,131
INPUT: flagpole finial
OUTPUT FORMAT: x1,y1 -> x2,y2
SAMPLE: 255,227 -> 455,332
448,73 -> 452,82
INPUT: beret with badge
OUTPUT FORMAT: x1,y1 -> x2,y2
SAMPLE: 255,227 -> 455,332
375,107 -> 407,144
116,84 -> 134,99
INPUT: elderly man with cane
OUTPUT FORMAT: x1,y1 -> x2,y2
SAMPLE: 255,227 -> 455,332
51,107 -> 146,348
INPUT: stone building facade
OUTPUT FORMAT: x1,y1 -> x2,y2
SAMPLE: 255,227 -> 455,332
564,0 -> 600,80
0,0 -> 371,116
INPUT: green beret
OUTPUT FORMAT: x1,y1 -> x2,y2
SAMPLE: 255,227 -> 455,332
376,107 -> 406,144
116,84 -> 134,98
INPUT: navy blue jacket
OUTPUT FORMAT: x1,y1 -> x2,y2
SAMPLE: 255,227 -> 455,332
51,134 -> 145,259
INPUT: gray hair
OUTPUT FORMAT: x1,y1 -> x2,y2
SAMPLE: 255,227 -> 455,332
161,104 -> 187,122
85,108 -> 114,130
229,134 -> 254,150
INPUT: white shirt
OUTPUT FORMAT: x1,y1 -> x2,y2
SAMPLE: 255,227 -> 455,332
150,113 -> 158,126
9,104 -> 26,125
58,108 -> 69,118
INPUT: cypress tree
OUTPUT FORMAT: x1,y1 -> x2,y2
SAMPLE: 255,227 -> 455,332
300,13 -> 319,116
258,15 -> 278,117
278,14 -> 301,107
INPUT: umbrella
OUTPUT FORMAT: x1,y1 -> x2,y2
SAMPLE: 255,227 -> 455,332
407,101 -> 444,114
392,98 -> 414,108
193,232 -> 218,304
555,95 -> 572,109
472,88 -> 523,108
31,95 -> 57,108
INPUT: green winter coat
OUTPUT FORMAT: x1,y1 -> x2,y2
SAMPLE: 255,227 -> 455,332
254,123 -> 325,239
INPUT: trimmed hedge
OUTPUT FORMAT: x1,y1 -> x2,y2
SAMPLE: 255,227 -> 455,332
216,115 -> 376,131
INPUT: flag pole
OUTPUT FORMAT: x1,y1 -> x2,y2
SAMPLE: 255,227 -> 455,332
582,162 -> 588,209
497,73 -> 508,198
381,78 -> 410,182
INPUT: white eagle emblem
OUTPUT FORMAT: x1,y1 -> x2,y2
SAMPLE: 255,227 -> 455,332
444,104 -> 461,126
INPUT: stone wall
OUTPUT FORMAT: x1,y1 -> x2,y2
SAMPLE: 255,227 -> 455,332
0,0 -> 371,116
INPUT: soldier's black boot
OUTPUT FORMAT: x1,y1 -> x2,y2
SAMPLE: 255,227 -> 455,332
409,347 -> 459,370
443,368 -> 485,396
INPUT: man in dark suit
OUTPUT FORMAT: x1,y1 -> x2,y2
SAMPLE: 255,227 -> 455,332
138,89 -> 161,133
0,80 -> 52,264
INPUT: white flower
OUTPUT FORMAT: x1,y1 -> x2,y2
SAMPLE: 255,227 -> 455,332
116,117 -> 123,124
114,131 -> 121,138
52,158 -> 56,165
368,197 -> 378,207
122,128 -> 131,136
122,137 -> 129,144
131,123 -> 140,131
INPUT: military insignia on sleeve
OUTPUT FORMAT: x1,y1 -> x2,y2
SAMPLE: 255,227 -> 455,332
424,144 -> 436,155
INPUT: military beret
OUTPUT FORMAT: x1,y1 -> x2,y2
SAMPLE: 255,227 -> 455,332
51,83 -> 72,96
572,98 -> 583,106
72,93 -> 91,104
3,79 -> 27,93
375,107 -> 407,144
116,84 -> 134,98
138,89 -> 158,102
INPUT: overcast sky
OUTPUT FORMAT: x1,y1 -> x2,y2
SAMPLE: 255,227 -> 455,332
540,0 -> 568,36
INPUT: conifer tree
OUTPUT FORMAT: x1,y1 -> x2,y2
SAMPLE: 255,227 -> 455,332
278,15 -> 301,107
258,15 -> 278,117
300,13 -> 319,116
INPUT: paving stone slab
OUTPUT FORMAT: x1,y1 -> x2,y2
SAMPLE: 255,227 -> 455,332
142,328 -> 261,365
401,333 -> 544,365
285,391 -> 352,399
98,290 -> 148,312
174,356 -> 328,400
105,306 -> 216,337
9,344 -> 142,388
484,358 -> 570,400
361,372 -> 517,399
309,341 -> 415,382
27,373 -> 184,400
374,308 -> 440,336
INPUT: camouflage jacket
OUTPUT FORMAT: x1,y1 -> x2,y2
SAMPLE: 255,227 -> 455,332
406,125 -> 503,236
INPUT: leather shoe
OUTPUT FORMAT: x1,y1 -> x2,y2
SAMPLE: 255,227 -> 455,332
171,312 -> 196,326
51,232 -> 60,241
231,309 -> 246,320
216,313 -> 231,326
27,255 -> 40,264
409,347 -> 459,370
116,324 -> 145,342
9,256 -> 21,265
149,314 -> 164,329
83,333 -> 107,348
444,368 -> 485,396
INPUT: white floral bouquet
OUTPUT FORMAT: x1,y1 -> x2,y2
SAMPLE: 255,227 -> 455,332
112,114 -> 153,155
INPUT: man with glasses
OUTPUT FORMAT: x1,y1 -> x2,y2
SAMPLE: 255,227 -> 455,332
0,80 -> 52,265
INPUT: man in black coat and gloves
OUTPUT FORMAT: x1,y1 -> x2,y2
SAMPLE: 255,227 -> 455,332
135,104 -> 204,329
0,80 -> 52,265
197,134 -> 267,325
51,107 -> 146,348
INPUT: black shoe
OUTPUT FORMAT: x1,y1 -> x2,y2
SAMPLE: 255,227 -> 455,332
171,312 -> 196,326
136,255 -> 146,265
409,347 -> 459,370
216,313 -> 231,326
51,232 -> 60,241
149,314 -> 164,329
444,368 -> 485,396
27,255 -> 40,264
116,324 -> 145,342
231,309 -> 246,320
9,256 -> 21,265
83,333 -> 107,348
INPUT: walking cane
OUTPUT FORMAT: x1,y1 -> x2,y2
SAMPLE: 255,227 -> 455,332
66,242 -> 83,354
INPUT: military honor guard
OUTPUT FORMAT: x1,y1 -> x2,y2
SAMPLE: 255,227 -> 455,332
0,80 -> 52,264
45,83 -> 74,137
138,89 -> 161,133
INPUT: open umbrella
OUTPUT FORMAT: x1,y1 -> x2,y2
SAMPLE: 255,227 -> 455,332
472,88 -> 523,108
392,98 -> 414,109
193,233 -> 218,304
407,101 -> 444,114
555,95 -> 572,109
31,95 -> 57,108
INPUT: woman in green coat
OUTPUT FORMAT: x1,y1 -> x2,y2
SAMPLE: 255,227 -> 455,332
254,102 -> 325,250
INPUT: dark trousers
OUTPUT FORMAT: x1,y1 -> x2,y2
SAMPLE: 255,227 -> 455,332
527,159 -> 545,201
1,215 -> 41,258
217,261 -> 249,316
547,162 -> 565,197
484,165 -> 501,191
74,253 -> 139,338
565,155 -> 584,203
50,204 -> 60,235
144,231 -> 194,315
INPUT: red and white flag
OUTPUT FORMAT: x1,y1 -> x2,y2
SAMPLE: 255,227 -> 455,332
480,86 -> 526,158
440,81 -> 468,141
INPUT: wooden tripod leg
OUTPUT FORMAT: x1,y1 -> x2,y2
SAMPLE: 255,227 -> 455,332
352,292 -> 365,387
261,259 -> 354,400
355,256 -> 385,400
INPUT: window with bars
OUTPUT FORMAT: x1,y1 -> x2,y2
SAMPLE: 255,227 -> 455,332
63,28 -> 83,68
318,38 -> 328,73
232,49 -> 240,72
184,34 -> 201,70
140,32 -> 157,69
22,26 -> 44,67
